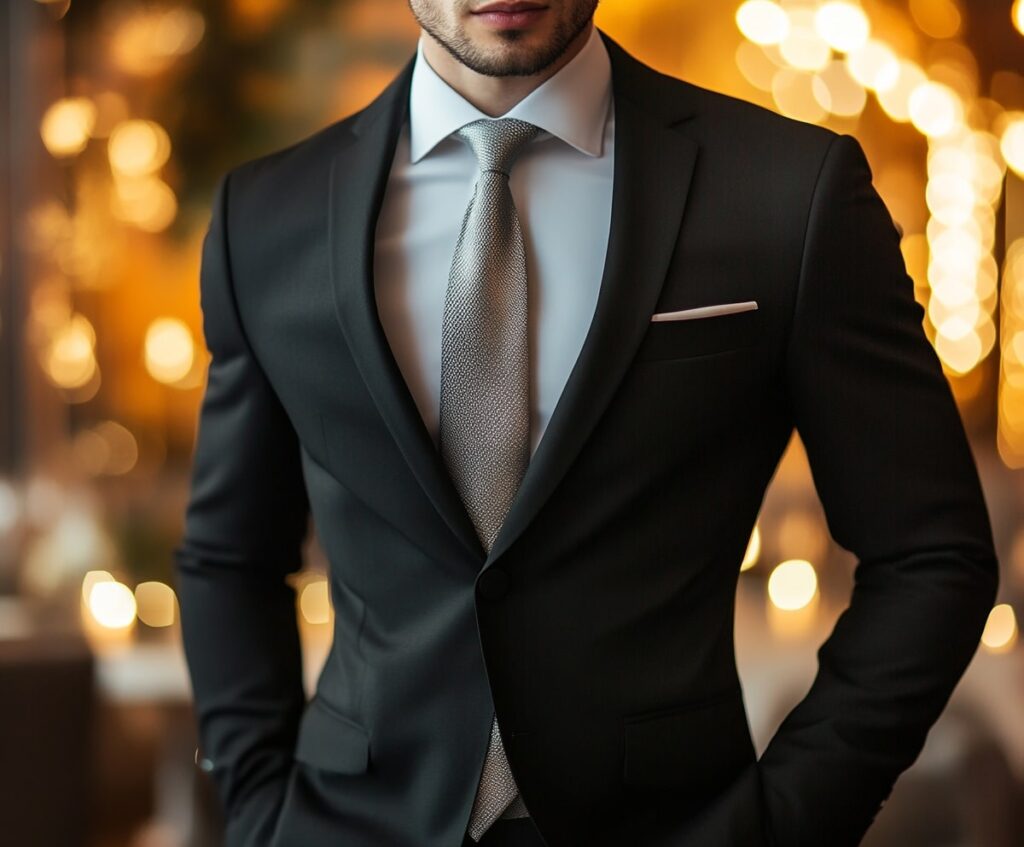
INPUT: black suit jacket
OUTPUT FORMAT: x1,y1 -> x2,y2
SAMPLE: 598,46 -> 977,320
173,28 -> 1000,847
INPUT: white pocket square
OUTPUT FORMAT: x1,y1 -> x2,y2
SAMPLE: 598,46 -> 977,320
650,300 -> 759,322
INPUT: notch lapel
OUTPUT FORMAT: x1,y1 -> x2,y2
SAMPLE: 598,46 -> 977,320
483,34 -> 700,567
327,55 -> 489,564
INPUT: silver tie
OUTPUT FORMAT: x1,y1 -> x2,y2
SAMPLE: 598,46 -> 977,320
439,117 -> 540,842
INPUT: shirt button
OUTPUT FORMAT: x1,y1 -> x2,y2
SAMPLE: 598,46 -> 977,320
476,567 -> 510,600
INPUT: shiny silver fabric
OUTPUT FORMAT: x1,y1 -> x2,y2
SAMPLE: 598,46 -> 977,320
439,117 -> 540,842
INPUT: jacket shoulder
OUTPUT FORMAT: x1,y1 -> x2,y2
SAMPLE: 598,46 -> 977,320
619,44 -> 839,161
222,110 -> 358,195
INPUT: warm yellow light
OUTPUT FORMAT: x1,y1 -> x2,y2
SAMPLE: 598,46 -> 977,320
82,570 -> 115,604
812,60 -> 867,117
300,579 -> 332,625
929,275 -> 977,311
88,580 -> 137,629
112,8 -> 206,75
108,120 -> 171,176
814,2 -> 870,53
910,0 -> 962,39
740,525 -> 761,572
909,82 -> 963,138
736,1 -> 790,46
1015,0 -> 1024,36
779,9 -> 832,73
930,226 -> 985,271
111,176 -> 178,232
767,559 -> 818,611
929,298 -> 979,337
772,68 -> 828,124
45,314 -> 97,389
144,317 -> 194,384
1007,331 -> 1024,364
934,319 -> 983,374
877,61 -> 928,123
40,97 -> 96,157
981,604 -> 1018,652
845,40 -> 899,91
736,41 -> 778,93
135,581 -> 177,627
74,420 -> 139,476
926,172 -> 976,226
1001,116 -> 1024,178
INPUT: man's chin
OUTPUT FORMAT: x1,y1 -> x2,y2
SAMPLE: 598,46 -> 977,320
460,35 -> 561,75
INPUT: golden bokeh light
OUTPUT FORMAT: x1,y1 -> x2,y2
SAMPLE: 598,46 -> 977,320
111,176 -> 178,232
779,7 -> 832,72
814,2 -> 870,54
845,40 -> 900,91
926,171 -> 976,226
909,0 -> 962,40
740,524 -> 761,572
73,420 -> 140,476
772,67 -> 828,124
81,569 -> 115,605
1014,0 -> 1024,36
981,604 -> 1018,653
299,578 -> 333,625
735,40 -> 778,92
40,97 -> 97,157
735,1 -> 790,46
144,317 -> 195,385
876,60 -> 928,123
135,581 -> 178,627
44,313 -> 97,389
1001,115 -> 1024,178
87,580 -> 138,630
108,120 -> 172,177
812,60 -> 867,117
908,82 -> 963,138
767,559 -> 819,611
111,7 -> 206,76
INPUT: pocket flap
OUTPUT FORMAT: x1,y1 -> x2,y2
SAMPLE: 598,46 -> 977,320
622,686 -> 754,797
294,696 -> 370,774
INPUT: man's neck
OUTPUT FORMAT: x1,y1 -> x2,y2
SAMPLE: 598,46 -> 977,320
418,23 -> 593,117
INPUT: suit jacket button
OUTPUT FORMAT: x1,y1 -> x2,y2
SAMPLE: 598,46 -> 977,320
194,747 -> 214,772
477,567 -> 509,600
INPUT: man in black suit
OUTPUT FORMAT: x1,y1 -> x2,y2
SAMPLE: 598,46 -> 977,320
173,2 -> 1000,846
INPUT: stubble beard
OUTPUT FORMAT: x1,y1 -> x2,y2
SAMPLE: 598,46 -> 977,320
410,2 -> 598,78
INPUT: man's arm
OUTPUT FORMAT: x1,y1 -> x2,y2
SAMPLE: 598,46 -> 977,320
173,170 -> 311,847
758,132 -> 1000,847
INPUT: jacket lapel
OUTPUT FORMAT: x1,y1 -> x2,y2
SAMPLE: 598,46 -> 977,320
326,30 -> 700,572
484,34 -> 700,567
327,54 -> 488,564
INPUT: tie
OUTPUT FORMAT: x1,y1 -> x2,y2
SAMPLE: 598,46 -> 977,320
438,117 -> 540,842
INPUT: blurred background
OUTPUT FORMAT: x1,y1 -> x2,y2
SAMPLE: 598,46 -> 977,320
1,0 -> 1023,845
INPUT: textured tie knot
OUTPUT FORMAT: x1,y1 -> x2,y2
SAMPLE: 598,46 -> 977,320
454,117 -> 541,177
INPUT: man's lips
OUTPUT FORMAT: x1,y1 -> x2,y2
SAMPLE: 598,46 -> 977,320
472,1 -> 547,11
471,1 -> 549,28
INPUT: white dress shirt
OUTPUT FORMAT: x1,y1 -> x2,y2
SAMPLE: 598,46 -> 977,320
373,25 -> 615,458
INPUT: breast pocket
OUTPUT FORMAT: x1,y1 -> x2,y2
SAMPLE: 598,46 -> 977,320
633,305 -> 764,363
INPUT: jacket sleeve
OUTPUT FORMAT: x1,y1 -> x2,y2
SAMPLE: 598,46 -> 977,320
758,132 -> 1000,846
172,169 -> 311,847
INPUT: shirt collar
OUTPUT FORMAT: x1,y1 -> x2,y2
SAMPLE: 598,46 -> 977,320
408,24 -> 612,164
